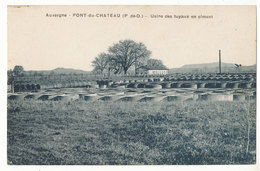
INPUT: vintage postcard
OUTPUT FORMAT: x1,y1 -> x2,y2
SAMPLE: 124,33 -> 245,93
7,5 -> 256,165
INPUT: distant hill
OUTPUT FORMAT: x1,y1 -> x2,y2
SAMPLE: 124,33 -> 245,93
51,68 -> 90,74
181,62 -> 234,69
25,68 -> 91,75
169,62 -> 256,73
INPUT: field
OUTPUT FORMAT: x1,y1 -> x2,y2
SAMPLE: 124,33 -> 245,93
7,72 -> 256,165
7,99 -> 256,165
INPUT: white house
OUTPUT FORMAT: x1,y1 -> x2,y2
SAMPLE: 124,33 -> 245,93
147,66 -> 169,75
148,69 -> 168,75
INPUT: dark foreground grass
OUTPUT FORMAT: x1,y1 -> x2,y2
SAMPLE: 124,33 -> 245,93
7,100 -> 256,165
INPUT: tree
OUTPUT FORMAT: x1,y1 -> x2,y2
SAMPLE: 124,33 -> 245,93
7,65 -> 24,93
7,69 -> 14,85
92,53 -> 110,74
108,40 -> 151,75
107,57 -> 123,75
13,65 -> 24,76
7,69 -> 15,93
147,59 -> 168,70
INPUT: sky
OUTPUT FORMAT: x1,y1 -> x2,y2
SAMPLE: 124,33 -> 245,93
8,5 -> 256,71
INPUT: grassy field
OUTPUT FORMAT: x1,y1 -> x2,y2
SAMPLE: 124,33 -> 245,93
7,99 -> 256,165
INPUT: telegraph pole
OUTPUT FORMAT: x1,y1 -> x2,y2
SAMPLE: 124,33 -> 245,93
219,49 -> 222,74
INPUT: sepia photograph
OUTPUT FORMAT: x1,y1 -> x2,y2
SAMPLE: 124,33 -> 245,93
6,5 -> 256,165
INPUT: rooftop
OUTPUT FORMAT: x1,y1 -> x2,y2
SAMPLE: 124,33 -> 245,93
146,66 -> 169,70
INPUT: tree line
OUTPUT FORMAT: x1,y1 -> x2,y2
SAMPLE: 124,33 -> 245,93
92,39 -> 167,76
7,39 -> 168,85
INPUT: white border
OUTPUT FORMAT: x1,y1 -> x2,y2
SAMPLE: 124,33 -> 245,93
0,0 -> 258,171
0,2 -> 8,171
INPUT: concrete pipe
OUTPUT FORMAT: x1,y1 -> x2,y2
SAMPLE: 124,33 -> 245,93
204,83 -> 217,88
161,82 -> 171,88
181,83 -> 197,89
171,83 -> 182,88
197,83 -> 206,88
